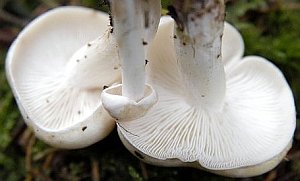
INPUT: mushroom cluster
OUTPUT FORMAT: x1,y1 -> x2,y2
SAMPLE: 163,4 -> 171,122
5,0 -> 296,178
6,0 -> 161,149
114,0 -> 296,178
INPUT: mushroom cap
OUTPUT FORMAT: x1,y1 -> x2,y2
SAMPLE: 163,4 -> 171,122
6,6 -> 119,149
117,16 -> 296,173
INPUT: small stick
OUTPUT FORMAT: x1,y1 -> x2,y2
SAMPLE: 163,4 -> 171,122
140,161 -> 149,180
25,132 -> 35,181
39,0 -> 59,8
0,10 -> 28,26
91,158 -> 101,181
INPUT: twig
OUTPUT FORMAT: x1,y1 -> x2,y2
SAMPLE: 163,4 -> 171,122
91,158 -> 101,181
0,10 -> 28,26
265,170 -> 277,181
19,128 -> 33,151
7,118 -> 26,148
38,0 -> 59,8
0,29 -> 18,44
140,161 -> 149,180
25,132 -> 36,181
42,151 -> 55,170
69,0 -> 81,5
33,148 -> 58,161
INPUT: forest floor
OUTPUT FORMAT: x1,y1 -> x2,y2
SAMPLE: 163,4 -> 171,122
0,0 -> 300,180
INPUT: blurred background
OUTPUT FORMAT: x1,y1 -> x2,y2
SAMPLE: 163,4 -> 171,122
0,0 -> 299,180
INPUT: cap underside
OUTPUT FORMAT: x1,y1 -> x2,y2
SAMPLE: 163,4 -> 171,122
7,7 -> 111,131
118,17 -> 295,170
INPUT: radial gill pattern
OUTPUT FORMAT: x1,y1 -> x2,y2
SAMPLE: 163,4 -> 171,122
7,7 -> 112,131
18,74 -> 100,130
118,17 -> 295,170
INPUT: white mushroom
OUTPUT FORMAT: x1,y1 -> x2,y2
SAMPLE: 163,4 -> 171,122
6,6 -> 121,149
101,0 -> 160,121
116,0 -> 296,177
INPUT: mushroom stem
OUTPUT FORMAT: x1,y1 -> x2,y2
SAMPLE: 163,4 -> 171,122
172,0 -> 226,110
101,1 -> 160,122
110,0 -> 145,101
110,0 -> 160,101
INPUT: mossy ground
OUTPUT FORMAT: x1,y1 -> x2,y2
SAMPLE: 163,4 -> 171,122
0,0 -> 299,180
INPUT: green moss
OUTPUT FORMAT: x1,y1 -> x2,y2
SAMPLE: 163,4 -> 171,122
0,49 -> 20,149
227,1 -> 300,116
0,46 -> 24,181
128,166 -> 143,181
0,1 -> 300,180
